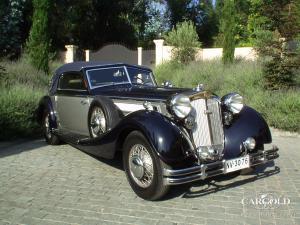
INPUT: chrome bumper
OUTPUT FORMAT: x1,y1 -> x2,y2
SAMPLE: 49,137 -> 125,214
163,146 -> 279,185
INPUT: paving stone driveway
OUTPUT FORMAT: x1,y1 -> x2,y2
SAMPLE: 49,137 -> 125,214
0,135 -> 299,225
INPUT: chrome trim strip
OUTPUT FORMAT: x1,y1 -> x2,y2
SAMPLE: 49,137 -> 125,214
114,102 -> 145,112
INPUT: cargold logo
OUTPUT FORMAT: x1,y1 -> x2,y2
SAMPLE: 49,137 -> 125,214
241,192 -> 290,209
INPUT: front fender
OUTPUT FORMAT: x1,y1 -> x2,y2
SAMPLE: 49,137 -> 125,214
223,106 -> 272,159
78,110 -> 194,165
117,111 -> 194,165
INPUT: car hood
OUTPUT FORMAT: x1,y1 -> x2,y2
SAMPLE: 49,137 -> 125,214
90,84 -> 195,101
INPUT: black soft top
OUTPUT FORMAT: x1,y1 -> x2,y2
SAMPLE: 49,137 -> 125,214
55,61 -> 151,76
50,61 -> 151,95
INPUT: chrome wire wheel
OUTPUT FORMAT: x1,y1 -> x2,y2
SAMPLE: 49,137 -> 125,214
44,113 -> 51,139
90,106 -> 106,138
129,144 -> 154,188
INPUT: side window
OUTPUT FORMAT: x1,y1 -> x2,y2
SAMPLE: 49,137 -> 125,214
58,72 -> 86,90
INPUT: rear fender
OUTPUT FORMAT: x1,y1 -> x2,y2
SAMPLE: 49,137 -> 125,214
36,96 -> 57,129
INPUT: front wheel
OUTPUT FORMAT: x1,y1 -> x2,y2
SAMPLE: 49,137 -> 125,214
123,131 -> 169,200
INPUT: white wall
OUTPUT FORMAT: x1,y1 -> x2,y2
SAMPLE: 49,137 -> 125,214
62,42 -> 257,66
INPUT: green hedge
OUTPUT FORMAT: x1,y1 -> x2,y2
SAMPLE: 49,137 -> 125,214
154,60 -> 300,132
0,85 -> 44,139
0,58 -> 60,140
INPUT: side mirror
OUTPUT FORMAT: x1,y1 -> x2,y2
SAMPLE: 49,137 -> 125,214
162,80 -> 174,88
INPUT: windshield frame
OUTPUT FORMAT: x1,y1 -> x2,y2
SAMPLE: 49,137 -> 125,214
85,65 -> 156,89
86,66 -> 131,89
125,66 -> 157,87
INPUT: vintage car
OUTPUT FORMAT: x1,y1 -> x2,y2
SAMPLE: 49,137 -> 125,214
37,61 -> 279,200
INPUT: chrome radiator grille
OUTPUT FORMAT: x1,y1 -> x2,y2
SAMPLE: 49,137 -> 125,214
191,98 -> 224,150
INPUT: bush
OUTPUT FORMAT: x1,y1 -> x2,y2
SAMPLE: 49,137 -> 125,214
0,85 -> 44,140
0,65 -> 6,81
164,21 -> 201,64
1,57 -> 50,88
154,60 -> 300,132
0,57 -> 61,140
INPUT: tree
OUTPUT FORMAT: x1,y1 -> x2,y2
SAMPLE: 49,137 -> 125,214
166,0 -> 190,26
164,20 -> 201,64
196,1 -> 219,47
143,1 -> 170,47
221,0 -> 236,64
253,0 -> 300,89
26,0 -> 52,73
166,0 -> 219,47
0,0 -> 26,59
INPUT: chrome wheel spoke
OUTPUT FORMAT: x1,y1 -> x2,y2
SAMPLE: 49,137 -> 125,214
90,107 -> 106,138
129,144 -> 154,188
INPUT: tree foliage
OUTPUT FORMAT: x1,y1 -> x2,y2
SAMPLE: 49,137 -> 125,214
26,0 -> 52,74
221,0 -> 236,64
0,0 -> 27,59
166,0 -> 218,47
253,0 -> 300,90
164,21 -> 201,64
143,1 -> 170,47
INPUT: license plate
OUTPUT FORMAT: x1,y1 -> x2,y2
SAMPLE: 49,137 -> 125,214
225,155 -> 250,173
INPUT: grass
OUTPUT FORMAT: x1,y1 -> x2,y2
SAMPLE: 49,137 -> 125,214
154,60 -> 300,132
0,57 -> 62,140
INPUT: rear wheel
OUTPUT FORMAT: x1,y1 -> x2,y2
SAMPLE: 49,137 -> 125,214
123,131 -> 169,200
43,111 -> 60,145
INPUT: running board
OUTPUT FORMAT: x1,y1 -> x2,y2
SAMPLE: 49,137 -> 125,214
52,129 -> 89,145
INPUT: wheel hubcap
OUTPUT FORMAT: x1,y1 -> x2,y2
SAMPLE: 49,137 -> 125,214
129,144 -> 154,188
90,107 -> 106,138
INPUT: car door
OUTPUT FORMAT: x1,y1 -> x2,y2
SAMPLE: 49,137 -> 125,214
55,71 -> 91,136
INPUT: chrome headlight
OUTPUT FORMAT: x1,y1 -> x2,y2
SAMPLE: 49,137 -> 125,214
222,93 -> 244,114
169,94 -> 192,118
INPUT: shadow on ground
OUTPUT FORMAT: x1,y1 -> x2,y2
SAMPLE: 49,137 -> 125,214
0,139 -> 47,158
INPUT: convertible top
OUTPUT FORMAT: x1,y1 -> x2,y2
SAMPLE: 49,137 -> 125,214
55,61 -> 151,76
50,61 -> 152,95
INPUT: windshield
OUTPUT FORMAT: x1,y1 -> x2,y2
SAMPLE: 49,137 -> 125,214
86,66 -> 156,88
126,67 -> 156,87
86,67 -> 130,88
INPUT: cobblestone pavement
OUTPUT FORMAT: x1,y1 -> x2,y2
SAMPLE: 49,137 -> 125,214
0,135 -> 299,225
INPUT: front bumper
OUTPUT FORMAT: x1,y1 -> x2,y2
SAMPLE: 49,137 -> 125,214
163,146 -> 279,185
